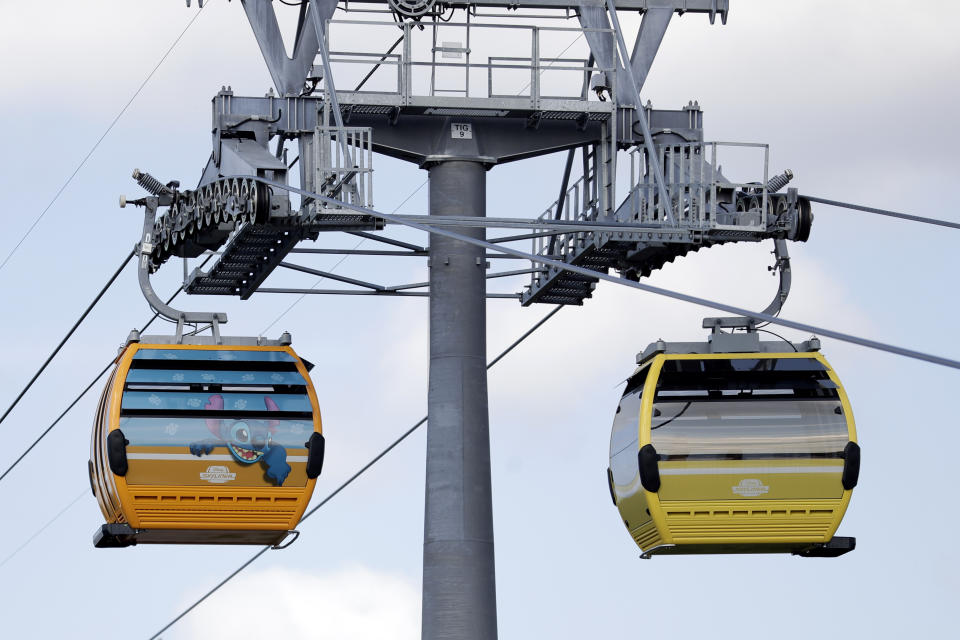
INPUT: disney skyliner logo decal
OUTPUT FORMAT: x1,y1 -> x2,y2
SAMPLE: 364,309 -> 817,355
732,478 -> 770,497
200,465 -> 237,484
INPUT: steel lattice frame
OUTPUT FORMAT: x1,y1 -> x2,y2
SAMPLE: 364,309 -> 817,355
124,3 -> 816,639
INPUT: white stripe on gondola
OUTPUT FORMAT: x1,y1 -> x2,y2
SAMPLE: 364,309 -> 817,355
660,465 -> 842,475
127,453 -> 308,462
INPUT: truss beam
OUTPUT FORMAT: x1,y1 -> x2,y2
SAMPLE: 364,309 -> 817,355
336,0 -> 729,16
279,261 -> 386,290
255,288 -> 521,298
348,231 -> 425,252
241,0 -> 326,97
290,248 -> 428,256
288,248 -> 527,259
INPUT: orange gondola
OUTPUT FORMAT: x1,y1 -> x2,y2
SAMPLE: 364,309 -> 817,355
90,332 -> 324,548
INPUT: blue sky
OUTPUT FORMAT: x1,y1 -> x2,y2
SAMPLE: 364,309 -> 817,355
1,1 -> 958,638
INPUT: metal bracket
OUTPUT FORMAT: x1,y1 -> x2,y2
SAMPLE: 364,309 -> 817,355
640,543 -> 676,559
700,237 -> 792,332
761,237 -> 792,318
137,197 -> 228,342
271,530 -> 301,550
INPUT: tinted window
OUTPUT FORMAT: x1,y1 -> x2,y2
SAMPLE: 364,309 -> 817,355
651,357 -> 848,459
610,387 -> 642,458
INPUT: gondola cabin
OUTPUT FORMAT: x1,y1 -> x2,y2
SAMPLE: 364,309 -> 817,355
608,334 -> 858,558
90,334 -> 324,548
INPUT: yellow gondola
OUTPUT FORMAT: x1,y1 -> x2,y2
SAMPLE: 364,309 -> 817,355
608,335 -> 859,558
89,333 -> 324,548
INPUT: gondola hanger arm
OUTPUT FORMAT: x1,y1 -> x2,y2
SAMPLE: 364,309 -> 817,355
702,238 -> 792,333
135,197 -> 228,342
760,237 -> 791,319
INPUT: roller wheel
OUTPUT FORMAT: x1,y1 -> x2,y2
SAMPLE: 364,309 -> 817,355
253,181 -> 271,224
795,197 -> 813,242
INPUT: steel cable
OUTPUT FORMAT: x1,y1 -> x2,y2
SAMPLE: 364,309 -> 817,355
802,195 -> 960,230
0,278 -> 200,485
0,272 -> 212,576
250,176 -> 960,371
0,249 -> 135,431
260,179 -> 428,334
0,3 -> 210,275
146,304 -> 563,640
0,490 -> 87,572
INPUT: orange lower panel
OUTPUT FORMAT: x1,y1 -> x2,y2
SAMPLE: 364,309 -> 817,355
119,485 -> 310,529
134,511 -> 299,529
124,446 -> 310,488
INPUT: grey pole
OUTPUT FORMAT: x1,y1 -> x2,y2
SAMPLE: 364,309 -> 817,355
423,160 -> 498,640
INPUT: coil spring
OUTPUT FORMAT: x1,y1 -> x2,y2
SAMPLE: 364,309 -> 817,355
132,168 -> 169,196
765,169 -> 794,194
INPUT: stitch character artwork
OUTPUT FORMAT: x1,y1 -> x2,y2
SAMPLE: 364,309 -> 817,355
189,394 -> 291,486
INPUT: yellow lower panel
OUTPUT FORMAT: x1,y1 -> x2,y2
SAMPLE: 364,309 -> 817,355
659,499 -> 844,544
658,460 -> 845,502
616,487 -> 653,531
630,520 -> 662,551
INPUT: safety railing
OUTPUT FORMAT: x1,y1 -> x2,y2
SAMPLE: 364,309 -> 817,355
623,141 -> 771,229
326,17 -> 614,108
487,57 -> 593,100
531,171 -> 601,261
313,125 -> 374,210
525,140 -> 774,291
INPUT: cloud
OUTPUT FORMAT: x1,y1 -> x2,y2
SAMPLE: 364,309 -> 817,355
182,566 -> 419,640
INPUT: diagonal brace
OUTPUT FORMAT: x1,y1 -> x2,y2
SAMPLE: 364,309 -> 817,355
603,0 -> 676,224
279,261 -> 385,291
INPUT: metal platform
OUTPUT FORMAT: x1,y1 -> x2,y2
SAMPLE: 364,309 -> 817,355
522,142 -> 810,306
522,232 -> 704,305
338,95 -> 614,121
185,213 -> 382,298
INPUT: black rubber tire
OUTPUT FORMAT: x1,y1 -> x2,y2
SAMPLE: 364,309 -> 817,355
795,197 -> 813,242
